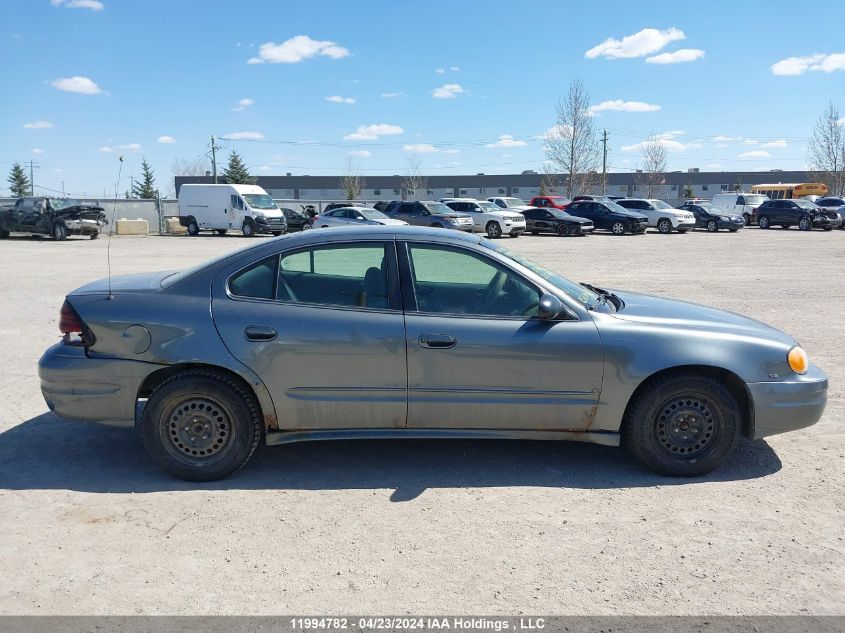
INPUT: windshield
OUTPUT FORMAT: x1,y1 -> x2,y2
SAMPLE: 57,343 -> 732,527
606,201 -> 634,214
358,208 -> 388,219
479,202 -> 506,213
794,200 -> 818,210
548,209 -> 572,219
481,240 -> 600,308
50,198 -> 82,210
423,202 -> 457,215
744,195 -> 767,205
697,203 -> 723,214
649,200 -> 674,210
243,194 -> 278,210
500,198 -> 526,207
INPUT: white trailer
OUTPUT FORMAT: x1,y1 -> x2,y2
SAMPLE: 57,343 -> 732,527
177,184 -> 287,237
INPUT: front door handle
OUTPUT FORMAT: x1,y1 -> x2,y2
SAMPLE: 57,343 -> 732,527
244,325 -> 277,342
419,334 -> 456,349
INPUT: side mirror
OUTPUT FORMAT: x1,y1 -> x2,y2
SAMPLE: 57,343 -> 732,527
538,293 -> 564,320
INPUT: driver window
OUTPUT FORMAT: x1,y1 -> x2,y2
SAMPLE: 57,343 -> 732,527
406,244 -> 540,318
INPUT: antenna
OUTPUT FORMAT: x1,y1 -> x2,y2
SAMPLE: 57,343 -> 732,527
107,156 -> 124,300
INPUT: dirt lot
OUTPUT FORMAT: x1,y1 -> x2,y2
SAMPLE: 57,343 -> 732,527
0,227 -> 842,615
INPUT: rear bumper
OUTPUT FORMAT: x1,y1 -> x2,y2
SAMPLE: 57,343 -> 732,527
748,364 -> 828,439
39,342 -> 162,427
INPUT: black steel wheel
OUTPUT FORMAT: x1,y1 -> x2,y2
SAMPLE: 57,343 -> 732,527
623,372 -> 741,476
186,219 -> 199,236
141,369 -> 263,481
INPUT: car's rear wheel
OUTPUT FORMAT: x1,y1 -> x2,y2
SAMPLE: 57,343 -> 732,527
52,222 -> 68,241
757,215 -> 771,229
623,372 -> 741,476
706,219 -> 718,232
242,219 -> 256,237
610,221 -> 626,235
89,230 -> 99,240
557,223 -> 571,237
186,219 -> 199,236
798,216 -> 812,231
141,369 -> 263,481
486,221 -> 502,239
657,218 -> 673,234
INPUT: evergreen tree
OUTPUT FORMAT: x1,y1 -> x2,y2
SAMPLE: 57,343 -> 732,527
8,162 -> 31,198
132,158 -> 157,199
222,150 -> 256,185
683,184 -> 694,199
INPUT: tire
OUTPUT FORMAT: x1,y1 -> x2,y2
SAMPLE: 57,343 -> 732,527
271,231 -> 282,236
798,216 -> 812,231
301,223 -> 311,231
52,222 -> 68,241
530,231 -> 540,236
657,218 -> 673,234
706,220 -> 718,233
622,371 -> 741,477
140,369 -> 263,481
729,229 -> 739,233
510,232 -> 520,238
89,231 -> 99,240
186,219 -> 199,236
757,215 -> 770,229
431,223 -> 444,228
242,219 -> 256,237
823,226 -> 833,231
743,213 -> 751,226
0,228 -> 9,239
216,229 -> 227,236
610,221 -> 626,235
557,223 -> 571,237
780,224 -> 790,229
485,221 -> 502,239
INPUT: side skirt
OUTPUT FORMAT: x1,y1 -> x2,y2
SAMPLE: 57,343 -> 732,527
265,428 -> 620,447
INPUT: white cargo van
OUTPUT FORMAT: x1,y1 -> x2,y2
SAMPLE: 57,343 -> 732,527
178,184 -> 287,237
711,192 -> 769,226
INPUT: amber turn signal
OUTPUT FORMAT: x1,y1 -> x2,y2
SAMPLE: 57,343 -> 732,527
787,346 -> 808,374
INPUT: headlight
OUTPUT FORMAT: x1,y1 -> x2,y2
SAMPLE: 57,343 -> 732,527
787,346 -> 808,374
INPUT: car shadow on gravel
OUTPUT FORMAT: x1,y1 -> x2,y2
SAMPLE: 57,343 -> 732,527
0,413 -> 782,500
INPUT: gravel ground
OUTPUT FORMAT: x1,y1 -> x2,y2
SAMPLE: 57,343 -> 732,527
0,227 -> 842,615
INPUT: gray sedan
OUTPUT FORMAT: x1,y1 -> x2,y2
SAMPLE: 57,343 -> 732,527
314,206 -> 408,228
39,226 -> 828,481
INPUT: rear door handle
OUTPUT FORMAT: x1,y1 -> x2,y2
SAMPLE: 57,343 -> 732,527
244,325 -> 277,342
419,334 -> 456,349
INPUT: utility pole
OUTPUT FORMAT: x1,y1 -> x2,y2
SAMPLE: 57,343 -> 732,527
210,135 -> 221,184
129,175 -> 134,198
26,160 -> 39,196
601,130 -> 608,195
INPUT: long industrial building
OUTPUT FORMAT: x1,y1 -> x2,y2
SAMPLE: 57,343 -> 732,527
175,170 -> 816,205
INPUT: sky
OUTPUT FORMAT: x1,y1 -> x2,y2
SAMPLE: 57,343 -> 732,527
2,0 -> 844,198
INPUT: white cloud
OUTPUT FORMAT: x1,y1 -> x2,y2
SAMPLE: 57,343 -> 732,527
50,76 -> 102,94
348,150 -> 372,158
432,83 -> 465,99
621,130 -> 700,152
435,68 -> 445,74
646,48 -> 705,64
403,144 -> 438,153
343,123 -> 404,141
706,163 -> 722,169
738,150 -> 771,159
485,134 -> 528,148
325,95 -> 356,104
157,135 -> 176,144
771,53 -> 845,75
51,0 -> 104,10
716,144 -> 728,148
247,35 -> 350,64
380,92 -> 402,98
442,149 -> 460,154
838,117 -> 845,126
223,131 -> 264,140
585,27 -> 685,59
232,97 -> 254,111
760,139 -> 787,149
449,66 -> 460,72
589,99 -> 661,114
32,148 -> 44,155
98,146 -> 112,152
23,120 -> 54,129
115,143 -> 141,150
712,135 -> 742,142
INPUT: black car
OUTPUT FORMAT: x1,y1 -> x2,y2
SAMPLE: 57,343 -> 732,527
0,196 -> 106,240
565,200 -> 649,235
383,200 -> 475,231
755,199 -> 840,231
522,207 -> 594,236
280,207 -> 312,232
679,202 -> 745,232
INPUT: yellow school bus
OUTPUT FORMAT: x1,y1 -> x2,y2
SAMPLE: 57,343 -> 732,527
750,183 -> 828,199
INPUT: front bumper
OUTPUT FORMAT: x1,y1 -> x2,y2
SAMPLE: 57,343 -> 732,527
813,215 -> 842,229
504,224 -> 526,235
718,219 -> 745,230
748,364 -> 828,439
64,218 -> 104,234
255,217 -> 287,234
39,342 -> 162,427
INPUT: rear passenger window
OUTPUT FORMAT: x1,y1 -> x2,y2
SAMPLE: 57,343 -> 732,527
228,256 -> 277,300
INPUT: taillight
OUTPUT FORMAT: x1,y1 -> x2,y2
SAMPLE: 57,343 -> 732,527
59,300 -> 92,346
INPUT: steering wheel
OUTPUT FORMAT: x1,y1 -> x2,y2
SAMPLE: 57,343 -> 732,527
479,271 -> 507,313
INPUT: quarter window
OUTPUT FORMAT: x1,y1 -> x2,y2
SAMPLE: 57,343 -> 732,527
406,244 -> 540,318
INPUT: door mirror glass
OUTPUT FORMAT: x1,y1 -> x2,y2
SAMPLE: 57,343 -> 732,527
538,294 -> 564,320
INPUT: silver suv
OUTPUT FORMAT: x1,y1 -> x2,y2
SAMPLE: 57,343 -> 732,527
384,201 -> 474,231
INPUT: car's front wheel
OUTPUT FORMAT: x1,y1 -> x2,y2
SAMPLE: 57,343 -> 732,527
657,219 -> 673,234
486,221 -> 502,239
706,219 -> 718,232
798,216 -> 812,231
610,221 -> 626,235
757,215 -> 771,229
141,369 -> 263,481
242,219 -> 256,237
52,222 -> 68,241
623,371 -> 741,476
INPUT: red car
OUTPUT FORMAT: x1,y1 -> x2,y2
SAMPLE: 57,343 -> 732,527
528,195 -> 571,210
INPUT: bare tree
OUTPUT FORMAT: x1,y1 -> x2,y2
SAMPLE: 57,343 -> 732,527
169,156 -> 210,197
638,135 -> 668,199
339,157 -> 365,200
807,102 -> 845,196
402,153 -> 428,200
543,77 -> 601,198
